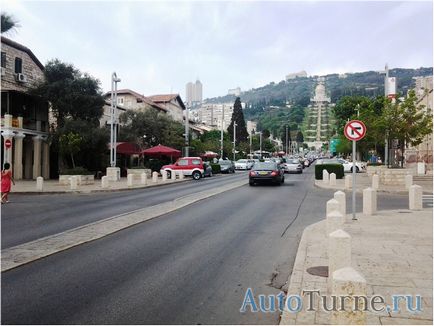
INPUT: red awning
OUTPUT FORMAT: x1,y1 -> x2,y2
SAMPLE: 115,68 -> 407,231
114,142 -> 142,155
141,144 -> 182,157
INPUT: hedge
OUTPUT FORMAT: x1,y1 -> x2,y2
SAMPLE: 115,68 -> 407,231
315,164 -> 344,180
210,163 -> 221,174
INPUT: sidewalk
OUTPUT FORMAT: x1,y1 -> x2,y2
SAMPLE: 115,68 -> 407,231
280,208 -> 433,325
9,177 -> 190,194
315,172 -> 433,194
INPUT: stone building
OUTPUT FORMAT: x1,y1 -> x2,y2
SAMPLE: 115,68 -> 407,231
103,89 -> 167,114
1,36 -> 50,180
148,94 -> 186,122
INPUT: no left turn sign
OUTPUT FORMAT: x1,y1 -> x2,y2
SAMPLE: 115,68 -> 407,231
344,120 -> 366,141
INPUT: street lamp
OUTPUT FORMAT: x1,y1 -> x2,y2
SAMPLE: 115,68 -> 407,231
220,105 -> 225,159
233,122 -> 237,161
110,72 -> 121,168
259,131 -> 263,159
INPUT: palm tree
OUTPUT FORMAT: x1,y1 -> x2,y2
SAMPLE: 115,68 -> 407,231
1,13 -> 20,34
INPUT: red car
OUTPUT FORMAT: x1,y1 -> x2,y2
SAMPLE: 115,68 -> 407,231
161,157 -> 205,180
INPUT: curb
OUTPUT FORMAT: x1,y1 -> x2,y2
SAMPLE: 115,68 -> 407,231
1,179 -> 247,272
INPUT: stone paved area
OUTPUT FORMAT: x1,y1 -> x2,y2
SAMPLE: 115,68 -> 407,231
280,209 -> 433,325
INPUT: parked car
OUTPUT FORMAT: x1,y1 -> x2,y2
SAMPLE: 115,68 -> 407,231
219,160 -> 235,173
282,159 -> 303,174
235,159 -> 253,170
161,157 -> 205,180
318,158 -> 366,173
249,161 -> 285,186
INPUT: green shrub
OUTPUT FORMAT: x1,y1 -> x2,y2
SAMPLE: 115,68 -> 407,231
315,164 -> 344,180
210,163 -> 221,174
61,166 -> 92,175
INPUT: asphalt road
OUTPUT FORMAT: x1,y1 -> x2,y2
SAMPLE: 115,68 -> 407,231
1,172 -> 246,249
2,168 -> 411,324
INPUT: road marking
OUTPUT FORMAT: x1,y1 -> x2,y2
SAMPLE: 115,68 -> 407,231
1,180 -> 247,272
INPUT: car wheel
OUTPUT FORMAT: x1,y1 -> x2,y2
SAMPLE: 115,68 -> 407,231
192,171 -> 202,180
350,167 -> 360,173
167,170 -> 171,179
249,181 -> 255,186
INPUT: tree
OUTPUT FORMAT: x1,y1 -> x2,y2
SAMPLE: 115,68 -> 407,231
59,132 -> 82,168
262,129 -> 270,139
1,13 -> 20,34
227,97 -> 249,142
296,131 -> 304,144
30,59 -> 105,128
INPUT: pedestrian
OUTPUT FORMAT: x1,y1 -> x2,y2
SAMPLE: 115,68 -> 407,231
1,163 -> 15,204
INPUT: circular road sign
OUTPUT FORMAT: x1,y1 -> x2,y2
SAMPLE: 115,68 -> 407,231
344,120 -> 366,141
4,139 -> 12,149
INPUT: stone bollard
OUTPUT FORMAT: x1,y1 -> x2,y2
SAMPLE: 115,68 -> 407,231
161,170 -> 167,182
178,171 -> 184,180
171,170 -> 177,181
152,171 -> 158,183
405,174 -> 413,190
70,176 -> 78,190
327,211 -> 344,236
331,267 -> 367,325
101,176 -> 109,189
329,173 -> 336,186
372,174 -> 379,190
328,229 -> 351,292
409,184 -> 423,210
326,198 -> 341,217
363,187 -> 377,216
345,174 -> 352,189
127,174 -> 134,187
141,173 -> 148,185
36,176 -> 44,191
334,191 -> 346,218
323,169 -> 329,185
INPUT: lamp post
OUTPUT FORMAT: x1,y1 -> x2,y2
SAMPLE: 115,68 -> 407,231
110,72 -> 121,168
259,131 -> 263,159
220,105 -> 225,159
233,122 -> 237,161
249,131 -> 252,156
184,106 -> 189,157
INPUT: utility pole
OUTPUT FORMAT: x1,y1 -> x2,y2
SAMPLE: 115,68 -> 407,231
220,105 -> 224,159
259,131 -> 263,160
384,63 -> 389,166
233,122 -> 237,161
184,107 -> 189,157
285,125 -> 288,154
110,72 -> 121,168
249,132 -> 252,156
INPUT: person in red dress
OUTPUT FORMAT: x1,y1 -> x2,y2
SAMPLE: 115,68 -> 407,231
1,163 -> 15,204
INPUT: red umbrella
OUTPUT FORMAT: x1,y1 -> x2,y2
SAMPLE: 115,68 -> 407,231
201,151 -> 218,158
107,142 -> 142,155
141,144 -> 182,157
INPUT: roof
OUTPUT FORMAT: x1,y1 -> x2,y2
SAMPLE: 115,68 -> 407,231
104,89 -> 167,112
149,94 -> 186,110
1,36 -> 44,71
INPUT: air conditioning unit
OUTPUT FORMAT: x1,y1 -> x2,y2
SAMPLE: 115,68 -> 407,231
0,67 -> 5,76
15,73 -> 27,83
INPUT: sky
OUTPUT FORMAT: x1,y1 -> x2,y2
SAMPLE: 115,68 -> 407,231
2,0 -> 433,100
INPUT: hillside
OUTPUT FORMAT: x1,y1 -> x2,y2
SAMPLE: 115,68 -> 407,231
204,67 -> 432,142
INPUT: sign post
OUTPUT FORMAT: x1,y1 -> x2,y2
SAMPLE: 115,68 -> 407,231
344,120 -> 367,220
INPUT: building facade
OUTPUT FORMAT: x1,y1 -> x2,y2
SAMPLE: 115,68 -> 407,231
196,103 -> 234,130
228,87 -> 241,96
185,80 -> 202,106
148,94 -> 185,122
1,36 -> 50,180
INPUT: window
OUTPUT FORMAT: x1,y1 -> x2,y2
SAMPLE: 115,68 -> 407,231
117,97 -> 124,105
177,159 -> 189,166
15,57 -> 22,73
192,159 -> 201,165
1,52 -> 6,68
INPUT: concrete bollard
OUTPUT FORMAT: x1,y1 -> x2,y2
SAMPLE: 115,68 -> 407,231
36,176 -> 44,191
372,174 -> 379,190
161,170 -> 167,182
326,198 -> 341,217
327,211 -> 344,236
345,174 -> 352,189
323,169 -> 329,185
152,171 -> 158,183
171,170 -> 177,181
70,176 -> 78,190
334,191 -> 346,218
328,229 -> 351,292
178,171 -> 184,180
101,176 -> 109,189
127,174 -> 134,187
331,267 -> 367,325
329,173 -> 336,186
405,174 -> 413,190
141,173 -> 148,185
409,184 -> 423,210
363,187 -> 377,216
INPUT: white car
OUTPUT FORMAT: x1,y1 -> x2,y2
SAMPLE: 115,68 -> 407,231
319,158 -> 366,173
235,159 -> 253,170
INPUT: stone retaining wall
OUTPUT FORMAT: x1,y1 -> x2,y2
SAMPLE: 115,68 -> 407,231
366,166 -> 412,185
59,175 -> 95,185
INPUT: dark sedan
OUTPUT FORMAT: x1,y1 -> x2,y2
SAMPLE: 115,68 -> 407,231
218,160 -> 235,173
249,162 -> 285,186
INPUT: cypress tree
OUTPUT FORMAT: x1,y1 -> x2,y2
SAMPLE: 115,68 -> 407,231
227,97 -> 249,142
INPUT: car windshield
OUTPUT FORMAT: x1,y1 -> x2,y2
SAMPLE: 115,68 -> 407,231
220,161 -> 231,166
252,162 -> 277,170
290,159 -> 300,164
237,159 -> 247,163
